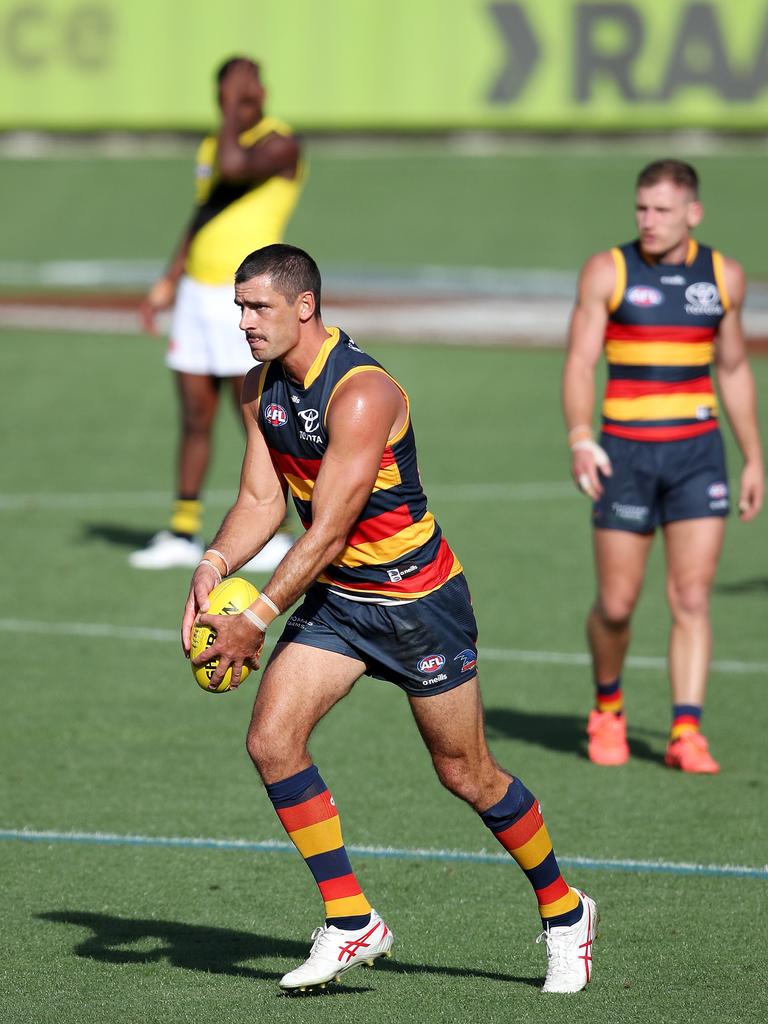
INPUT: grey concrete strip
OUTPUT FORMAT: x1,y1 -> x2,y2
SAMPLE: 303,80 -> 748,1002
3,296 -> 768,344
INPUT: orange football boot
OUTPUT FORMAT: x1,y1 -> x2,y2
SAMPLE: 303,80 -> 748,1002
664,732 -> 720,774
587,709 -> 629,766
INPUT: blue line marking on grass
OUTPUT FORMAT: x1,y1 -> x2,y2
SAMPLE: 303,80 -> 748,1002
1,828 -> 765,880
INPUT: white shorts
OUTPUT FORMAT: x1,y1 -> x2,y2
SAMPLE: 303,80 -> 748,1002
165,275 -> 259,377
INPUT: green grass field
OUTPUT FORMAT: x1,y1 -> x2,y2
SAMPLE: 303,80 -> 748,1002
1,147 -> 768,279
2,327 -> 767,1024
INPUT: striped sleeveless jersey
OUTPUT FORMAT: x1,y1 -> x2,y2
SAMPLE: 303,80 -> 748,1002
256,328 -> 463,601
602,239 -> 728,442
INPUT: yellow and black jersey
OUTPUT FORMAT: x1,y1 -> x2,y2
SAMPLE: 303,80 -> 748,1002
185,116 -> 305,286
602,239 -> 728,442
256,329 -> 463,601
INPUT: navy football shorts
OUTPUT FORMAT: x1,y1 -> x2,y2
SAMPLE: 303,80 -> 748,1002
277,573 -> 479,697
593,429 -> 730,533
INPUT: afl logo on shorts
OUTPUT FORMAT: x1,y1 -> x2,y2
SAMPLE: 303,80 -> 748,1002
626,285 -> 664,307
264,404 -> 288,427
708,482 -> 728,500
417,654 -> 446,674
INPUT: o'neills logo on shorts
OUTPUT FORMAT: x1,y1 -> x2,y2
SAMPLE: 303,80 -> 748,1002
421,673 -> 448,686
611,502 -> 649,523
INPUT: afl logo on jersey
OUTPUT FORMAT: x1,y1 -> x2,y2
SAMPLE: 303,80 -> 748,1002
417,654 -> 446,674
626,285 -> 664,307
264,404 -> 288,427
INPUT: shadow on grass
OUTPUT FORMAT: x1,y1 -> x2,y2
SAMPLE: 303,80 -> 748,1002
82,523 -> 156,549
484,706 -> 667,766
714,577 -> 768,594
38,911 -> 540,990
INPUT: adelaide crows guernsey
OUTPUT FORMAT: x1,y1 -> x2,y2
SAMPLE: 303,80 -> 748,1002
602,239 -> 728,442
256,328 -> 463,602
185,116 -> 305,286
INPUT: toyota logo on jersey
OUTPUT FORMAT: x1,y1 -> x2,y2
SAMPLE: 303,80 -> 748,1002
264,404 -> 288,427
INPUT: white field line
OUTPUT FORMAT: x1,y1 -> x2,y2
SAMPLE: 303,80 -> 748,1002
0,482 -> 577,511
0,827 -> 765,879
1,617 -> 765,675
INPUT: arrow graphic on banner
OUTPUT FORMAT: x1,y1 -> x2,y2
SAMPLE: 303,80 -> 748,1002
488,2 -> 541,102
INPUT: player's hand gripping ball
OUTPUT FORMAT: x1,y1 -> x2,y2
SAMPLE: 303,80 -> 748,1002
191,577 -> 260,693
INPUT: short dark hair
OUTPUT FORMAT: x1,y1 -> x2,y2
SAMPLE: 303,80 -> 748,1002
636,159 -> 699,198
216,56 -> 259,85
235,244 -> 322,315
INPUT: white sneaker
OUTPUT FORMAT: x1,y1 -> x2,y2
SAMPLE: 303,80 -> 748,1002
536,889 -> 598,993
279,909 -> 393,992
242,532 -> 295,573
128,531 -> 203,569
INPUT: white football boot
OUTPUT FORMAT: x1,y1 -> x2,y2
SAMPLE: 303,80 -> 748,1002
242,532 -> 295,573
536,889 -> 598,993
279,909 -> 393,992
128,531 -> 203,569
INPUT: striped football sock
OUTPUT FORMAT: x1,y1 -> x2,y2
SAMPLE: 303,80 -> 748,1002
265,765 -> 372,931
170,497 -> 202,539
671,703 -> 702,740
595,677 -> 624,714
480,778 -> 582,928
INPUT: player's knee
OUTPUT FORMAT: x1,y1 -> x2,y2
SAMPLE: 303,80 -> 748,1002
181,407 -> 215,436
432,753 -> 486,807
245,721 -> 284,776
668,582 -> 710,619
595,594 -> 634,629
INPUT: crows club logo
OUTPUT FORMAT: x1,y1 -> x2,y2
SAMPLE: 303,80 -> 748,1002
454,649 -> 477,673
685,281 -> 723,316
264,404 -> 288,427
417,654 -> 446,674
626,285 -> 664,307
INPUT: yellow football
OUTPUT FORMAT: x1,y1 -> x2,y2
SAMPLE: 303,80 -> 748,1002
190,577 -> 260,693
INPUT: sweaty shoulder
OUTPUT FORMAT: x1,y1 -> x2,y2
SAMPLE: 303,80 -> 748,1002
577,250 -> 617,303
327,368 -> 405,439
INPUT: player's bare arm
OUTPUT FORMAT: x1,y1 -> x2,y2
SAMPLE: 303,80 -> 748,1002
181,369 -> 287,655
139,226 -> 194,334
714,257 -> 765,521
562,251 -> 616,499
261,370 -> 406,612
217,61 -> 299,182
219,131 -> 300,183
191,371 -> 404,689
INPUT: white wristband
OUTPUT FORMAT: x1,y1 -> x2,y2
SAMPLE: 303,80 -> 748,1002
242,607 -> 269,632
259,593 -> 281,616
204,548 -> 230,576
198,559 -> 222,583
571,438 -> 611,471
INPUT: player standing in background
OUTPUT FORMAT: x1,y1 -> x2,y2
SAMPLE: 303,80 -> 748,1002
562,159 -> 763,773
132,57 -> 305,571
182,244 -> 598,994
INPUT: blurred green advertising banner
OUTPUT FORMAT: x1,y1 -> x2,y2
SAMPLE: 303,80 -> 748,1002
1,0 -> 767,130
